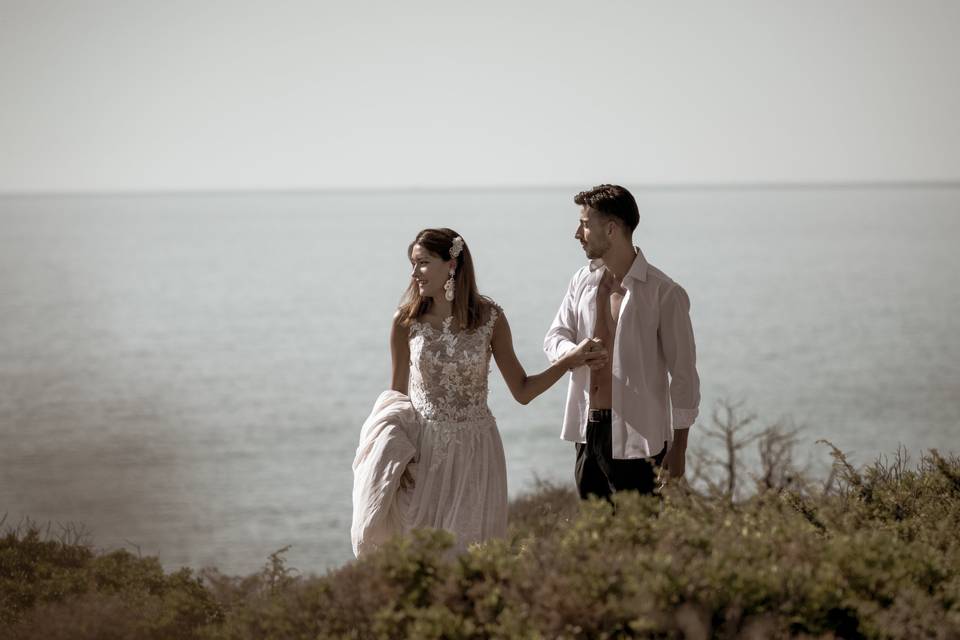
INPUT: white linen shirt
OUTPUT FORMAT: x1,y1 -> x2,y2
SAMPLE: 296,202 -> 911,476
544,247 -> 700,459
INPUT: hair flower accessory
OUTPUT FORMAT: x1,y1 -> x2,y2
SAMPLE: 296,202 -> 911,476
449,236 -> 464,259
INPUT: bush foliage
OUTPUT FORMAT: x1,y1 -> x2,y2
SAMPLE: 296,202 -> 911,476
3,407 -> 959,639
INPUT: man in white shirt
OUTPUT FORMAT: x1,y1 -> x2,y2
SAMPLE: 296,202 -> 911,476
544,184 -> 700,500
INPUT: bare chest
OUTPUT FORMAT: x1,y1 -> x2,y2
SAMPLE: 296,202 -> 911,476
593,277 -> 626,338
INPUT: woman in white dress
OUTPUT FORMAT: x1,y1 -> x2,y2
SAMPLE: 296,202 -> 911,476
386,228 -> 606,551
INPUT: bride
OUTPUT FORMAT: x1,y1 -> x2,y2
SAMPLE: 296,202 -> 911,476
352,228 -> 606,556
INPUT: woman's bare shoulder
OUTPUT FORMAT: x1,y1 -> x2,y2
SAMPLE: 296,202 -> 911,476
391,309 -> 411,337
479,298 -> 506,329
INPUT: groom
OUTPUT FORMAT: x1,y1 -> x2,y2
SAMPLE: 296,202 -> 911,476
544,184 -> 700,500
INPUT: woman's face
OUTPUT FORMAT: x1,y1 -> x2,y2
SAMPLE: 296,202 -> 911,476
409,243 -> 453,299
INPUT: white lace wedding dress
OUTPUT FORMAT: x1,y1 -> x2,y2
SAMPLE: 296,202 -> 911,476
404,305 -> 508,550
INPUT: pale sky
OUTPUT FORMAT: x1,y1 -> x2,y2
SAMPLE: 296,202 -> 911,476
1,0 -> 958,193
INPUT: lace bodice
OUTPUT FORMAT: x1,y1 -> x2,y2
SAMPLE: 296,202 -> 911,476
408,305 -> 500,423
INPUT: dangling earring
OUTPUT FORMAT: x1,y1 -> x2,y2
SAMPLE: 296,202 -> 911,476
444,236 -> 464,302
443,268 -> 456,301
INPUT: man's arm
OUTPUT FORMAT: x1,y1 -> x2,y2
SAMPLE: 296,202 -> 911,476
544,269 -> 585,364
660,284 -> 700,478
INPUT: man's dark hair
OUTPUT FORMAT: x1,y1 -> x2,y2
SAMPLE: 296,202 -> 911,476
573,184 -> 639,233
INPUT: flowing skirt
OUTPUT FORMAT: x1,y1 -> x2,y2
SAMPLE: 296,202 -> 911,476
404,414 -> 508,551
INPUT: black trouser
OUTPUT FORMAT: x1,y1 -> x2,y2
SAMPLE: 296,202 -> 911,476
574,409 -> 666,500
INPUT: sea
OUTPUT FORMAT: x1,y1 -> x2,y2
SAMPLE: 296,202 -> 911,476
1,186 -> 958,575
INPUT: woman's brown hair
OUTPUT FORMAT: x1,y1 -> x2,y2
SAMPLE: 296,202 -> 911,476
397,228 -> 489,330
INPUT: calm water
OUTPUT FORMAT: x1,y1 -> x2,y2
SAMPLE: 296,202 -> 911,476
1,187 -> 958,575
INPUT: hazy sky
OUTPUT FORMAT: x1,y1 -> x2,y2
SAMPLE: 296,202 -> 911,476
1,1 -> 958,192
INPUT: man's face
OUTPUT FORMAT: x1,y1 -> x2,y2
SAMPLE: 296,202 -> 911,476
409,243 -> 454,299
574,206 -> 611,260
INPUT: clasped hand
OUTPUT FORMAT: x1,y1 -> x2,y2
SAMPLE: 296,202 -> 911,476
564,338 -> 608,371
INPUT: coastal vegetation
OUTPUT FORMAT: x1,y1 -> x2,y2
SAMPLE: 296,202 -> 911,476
3,403 -> 959,639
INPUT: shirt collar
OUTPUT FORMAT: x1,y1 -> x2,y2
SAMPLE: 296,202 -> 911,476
588,246 -> 648,283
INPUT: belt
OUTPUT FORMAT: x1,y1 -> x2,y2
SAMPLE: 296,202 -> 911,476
588,408 -> 612,422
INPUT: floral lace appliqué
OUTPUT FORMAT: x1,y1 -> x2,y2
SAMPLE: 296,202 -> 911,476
408,306 -> 500,424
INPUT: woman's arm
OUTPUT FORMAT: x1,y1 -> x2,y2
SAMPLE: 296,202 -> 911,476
492,309 -> 605,405
390,311 -> 410,394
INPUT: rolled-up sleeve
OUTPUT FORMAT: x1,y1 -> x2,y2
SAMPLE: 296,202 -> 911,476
544,270 -> 584,364
660,284 -> 700,429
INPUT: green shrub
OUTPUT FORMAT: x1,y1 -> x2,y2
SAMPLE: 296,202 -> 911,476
3,427 -> 959,639
1,522 -> 222,639
197,444 -> 960,639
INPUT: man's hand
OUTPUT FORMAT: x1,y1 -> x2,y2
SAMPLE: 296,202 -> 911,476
662,429 -> 688,480
586,338 -> 608,371
562,338 -> 608,371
